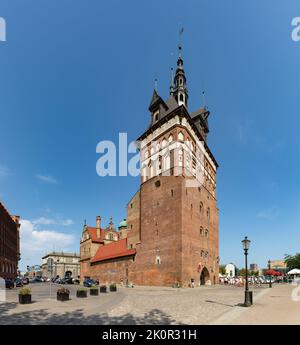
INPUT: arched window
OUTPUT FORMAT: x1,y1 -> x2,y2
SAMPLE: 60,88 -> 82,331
200,227 -> 203,236
148,160 -> 153,178
205,229 -> 208,237
150,147 -> 154,155
164,153 -> 170,171
168,134 -> 173,142
162,138 -> 167,148
207,207 -> 210,220
178,131 -> 184,141
178,148 -> 183,167
180,94 -> 184,102
142,164 -> 147,182
200,202 -> 203,213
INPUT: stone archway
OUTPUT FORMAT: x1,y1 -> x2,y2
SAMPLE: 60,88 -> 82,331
200,266 -> 210,286
65,271 -> 72,278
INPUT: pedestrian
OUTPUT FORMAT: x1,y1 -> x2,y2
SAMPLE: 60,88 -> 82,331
191,278 -> 195,288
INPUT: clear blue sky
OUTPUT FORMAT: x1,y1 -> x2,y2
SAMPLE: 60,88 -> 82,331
0,1 -> 300,271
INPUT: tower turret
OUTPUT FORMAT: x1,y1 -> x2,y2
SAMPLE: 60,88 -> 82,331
173,45 -> 188,107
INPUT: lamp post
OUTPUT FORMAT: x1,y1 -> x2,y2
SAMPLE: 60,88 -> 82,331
242,236 -> 252,307
268,260 -> 272,288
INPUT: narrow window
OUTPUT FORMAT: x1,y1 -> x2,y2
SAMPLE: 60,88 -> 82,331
207,207 -> 210,220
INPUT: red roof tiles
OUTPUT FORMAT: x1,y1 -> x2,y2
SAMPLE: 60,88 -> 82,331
91,238 -> 136,263
87,227 -> 104,243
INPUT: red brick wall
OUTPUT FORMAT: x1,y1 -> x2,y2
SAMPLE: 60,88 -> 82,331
0,204 -> 19,279
89,256 -> 134,284
128,175 -> 183,286
181,181 -> 219,286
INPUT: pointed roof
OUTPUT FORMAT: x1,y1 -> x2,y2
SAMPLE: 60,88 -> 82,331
165,95 -> 178,111
148,89 -> 168,112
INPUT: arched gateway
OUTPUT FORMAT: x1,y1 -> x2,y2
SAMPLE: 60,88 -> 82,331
200,267 -> 210,285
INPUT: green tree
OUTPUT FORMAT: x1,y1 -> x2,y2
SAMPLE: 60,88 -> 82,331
239,268 -> 247,276
219,265 -> 226,275
284,253 -> 300,270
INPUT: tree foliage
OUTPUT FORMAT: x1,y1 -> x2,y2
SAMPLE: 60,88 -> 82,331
284,253 -> 300,270
219,265 -> 226,275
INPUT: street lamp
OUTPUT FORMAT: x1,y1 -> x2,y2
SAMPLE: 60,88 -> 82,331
268,260 -> 272,288
242,236 -> 252,307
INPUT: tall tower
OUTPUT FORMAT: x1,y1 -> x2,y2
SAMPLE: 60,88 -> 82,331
127,45 -> 219,287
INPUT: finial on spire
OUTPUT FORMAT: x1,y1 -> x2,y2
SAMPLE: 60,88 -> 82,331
84,219 -> 86,226
154,78 -> 158,92
178,45 -> 182,58
202,91 -> 207,109
170,68 -> 174,95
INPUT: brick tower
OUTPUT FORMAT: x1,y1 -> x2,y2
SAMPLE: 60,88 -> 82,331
80,45 -> 219,287
126,45 -> 219,287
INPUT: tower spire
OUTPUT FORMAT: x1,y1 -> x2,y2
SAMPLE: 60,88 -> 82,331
173,44 -> 188,107
170,68 -> 174,95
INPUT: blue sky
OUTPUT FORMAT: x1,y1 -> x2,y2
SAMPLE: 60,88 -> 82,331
0,1 -> 300,271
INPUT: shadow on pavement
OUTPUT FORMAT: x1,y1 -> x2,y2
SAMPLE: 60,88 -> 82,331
205,299 -> 236,307
0,302 -> 181,325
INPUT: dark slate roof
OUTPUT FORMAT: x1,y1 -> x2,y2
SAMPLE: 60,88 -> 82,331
191,107 -> 206,118
148,89 -> 168,112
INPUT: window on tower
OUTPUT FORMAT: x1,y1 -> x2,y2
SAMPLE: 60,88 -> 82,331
178,132 -> 184,141
207,207 -> 211,220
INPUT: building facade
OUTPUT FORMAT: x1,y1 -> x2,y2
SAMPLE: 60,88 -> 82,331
0,201 -> 21,279
225,263 -> 236,277
250,263 -> 259,272
270,260 -> 287,273
41,252 -> 80,278
80,45 -> 219,287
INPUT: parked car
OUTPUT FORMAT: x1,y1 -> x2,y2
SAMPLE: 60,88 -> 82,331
22,277 -> 29,285
55,278 -> 65,284
61,277 -> 73,284
15,278 -> 23,287
83,278 -> 97,287
29,277 -> 43,283
262,276 -> 276,284
5,279 -> 15,289
73,278 -> 80,284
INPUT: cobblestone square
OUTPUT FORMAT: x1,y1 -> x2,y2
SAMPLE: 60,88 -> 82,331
1,282 -> 291,325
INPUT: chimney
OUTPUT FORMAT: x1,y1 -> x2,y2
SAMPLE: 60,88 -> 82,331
96,216 -> 101,238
